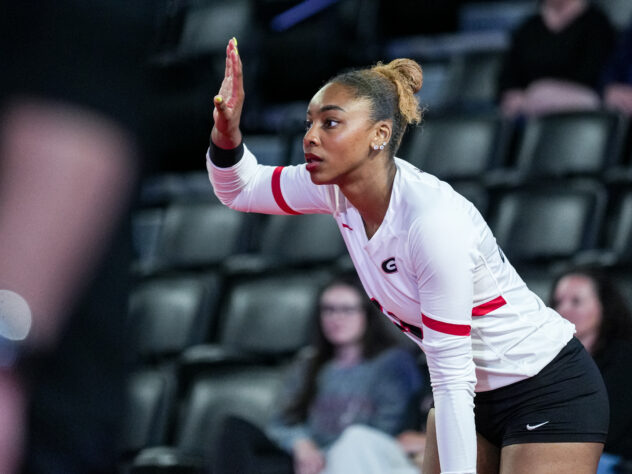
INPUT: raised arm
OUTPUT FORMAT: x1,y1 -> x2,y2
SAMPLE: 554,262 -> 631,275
206,38 -> 337,216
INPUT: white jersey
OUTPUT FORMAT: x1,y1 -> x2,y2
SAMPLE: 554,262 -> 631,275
207,145 -> 575,473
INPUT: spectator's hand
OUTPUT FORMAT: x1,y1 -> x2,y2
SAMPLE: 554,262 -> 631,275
398,430 -> 426,468
397,430 -> 427,455
500,89 -> 526,118
293,438 -> 326,474
523,79 -> 599,116
604,83 -> 632,115
211,37 -> 244,150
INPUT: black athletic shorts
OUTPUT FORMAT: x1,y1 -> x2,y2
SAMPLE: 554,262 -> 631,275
474,337 -> 609,448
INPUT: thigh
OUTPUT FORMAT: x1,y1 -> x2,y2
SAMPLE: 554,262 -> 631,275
500,442 -> 603,474
421,408 -> 500,474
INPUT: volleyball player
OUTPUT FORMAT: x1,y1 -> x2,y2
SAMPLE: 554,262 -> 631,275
206,38 -> 608,474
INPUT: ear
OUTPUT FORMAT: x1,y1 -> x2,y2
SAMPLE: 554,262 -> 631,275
372,120 -> 392,148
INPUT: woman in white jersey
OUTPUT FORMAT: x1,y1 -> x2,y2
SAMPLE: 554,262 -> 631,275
207,38 -> 608,474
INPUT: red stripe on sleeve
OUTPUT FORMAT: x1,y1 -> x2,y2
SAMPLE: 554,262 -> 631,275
472,295 -> 507,317
422,314 -> 471,336
271,166 -> 301,215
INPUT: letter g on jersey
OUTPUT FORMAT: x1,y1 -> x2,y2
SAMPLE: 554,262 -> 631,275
381,257 -> 398,274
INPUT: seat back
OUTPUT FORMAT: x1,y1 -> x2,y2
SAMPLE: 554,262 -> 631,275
445,51 -> 504,108
119,369 -> 175,457
399,113 -> 508,180
129,274 -> 221,361
451,181 -> 489,218
259,214 -> 346,266
516,111 -> 626,178
155,201 -> 250,270
218,273 -> 325,357
606,191 -> 632,262
490,182 -> 607,262
175,366 -> 285,460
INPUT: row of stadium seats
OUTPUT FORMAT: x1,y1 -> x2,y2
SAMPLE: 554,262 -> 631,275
132,183 -> 632,278
123,267 -> 417,472
121,260 -> 632,472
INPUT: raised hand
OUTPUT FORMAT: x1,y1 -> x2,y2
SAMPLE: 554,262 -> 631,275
211,37 -> 244,149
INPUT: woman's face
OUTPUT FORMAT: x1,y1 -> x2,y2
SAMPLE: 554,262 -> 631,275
319,284 -> 367,348
303,82 -> 380,186
553,274 -> 602,339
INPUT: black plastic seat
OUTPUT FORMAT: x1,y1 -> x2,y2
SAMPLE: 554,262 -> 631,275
119,369 -> 177,462
398,113 -> 509,182
573,190 -> 632,267
149,201 -> 252,273
514,111 -> 626,181
131,365 -> 285,473
451,181 -> 490,218
129,273 -> 222,364
443,50 -> 505,110
179,272 -> 328,374
489,181 -> 608,265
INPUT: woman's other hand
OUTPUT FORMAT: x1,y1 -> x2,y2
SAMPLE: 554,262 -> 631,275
293,438 -> 326,474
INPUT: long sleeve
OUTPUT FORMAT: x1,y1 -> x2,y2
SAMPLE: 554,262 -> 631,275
207,144 -> 338,215
409,212 -> 478,473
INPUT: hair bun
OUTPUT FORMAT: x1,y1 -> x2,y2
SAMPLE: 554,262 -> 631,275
385,58 -> 423,94
371,58 -> 423,125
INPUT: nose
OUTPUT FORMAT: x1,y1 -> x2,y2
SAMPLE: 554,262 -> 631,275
303,126 -> 319,149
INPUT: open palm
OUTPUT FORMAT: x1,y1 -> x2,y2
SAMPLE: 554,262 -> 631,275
211,38 -> 244,149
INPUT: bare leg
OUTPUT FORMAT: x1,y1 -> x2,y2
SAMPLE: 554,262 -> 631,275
500,442 -> 603,474
422,408 -> 500,474
421,409 -> 439,474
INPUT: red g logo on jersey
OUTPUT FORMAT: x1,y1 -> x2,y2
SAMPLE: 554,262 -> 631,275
381,257 -> 397,274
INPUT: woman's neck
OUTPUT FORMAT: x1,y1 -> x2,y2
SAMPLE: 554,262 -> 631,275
334,343 -> 363,366
339,158 -> 397,239
542,0 -> 587,32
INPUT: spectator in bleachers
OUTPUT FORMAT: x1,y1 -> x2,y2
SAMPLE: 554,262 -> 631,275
498,0 -> 616,118
602,22 -> 632,115
213,275 -> 424,474
550,266 -> 632,469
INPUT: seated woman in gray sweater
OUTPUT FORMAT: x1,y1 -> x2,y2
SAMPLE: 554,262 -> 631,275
213,274 -> 424,474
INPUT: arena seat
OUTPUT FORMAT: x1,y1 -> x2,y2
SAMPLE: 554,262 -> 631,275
443,50 -> 505,110
178,271 -> 328,376
573,189 -> 632,268
451,181 -> 490,218
119,369 -> 177,463
489,181 -> 608,264
398,112 -> 510,182
130,365 -> 285,473
148,201 -> 253,273
224,213 -> 346,275
128,273 -> 222,364
511,110 -> 627,182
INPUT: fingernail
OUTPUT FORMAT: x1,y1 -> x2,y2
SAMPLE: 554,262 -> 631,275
232,37 -> 238,47
214,95 -> 223,104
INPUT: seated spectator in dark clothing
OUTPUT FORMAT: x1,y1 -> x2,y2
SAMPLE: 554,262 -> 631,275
212,275 -> 424,474
602,22 -> 632,115
498,0 -> 616,117
550,266 -> 632,468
